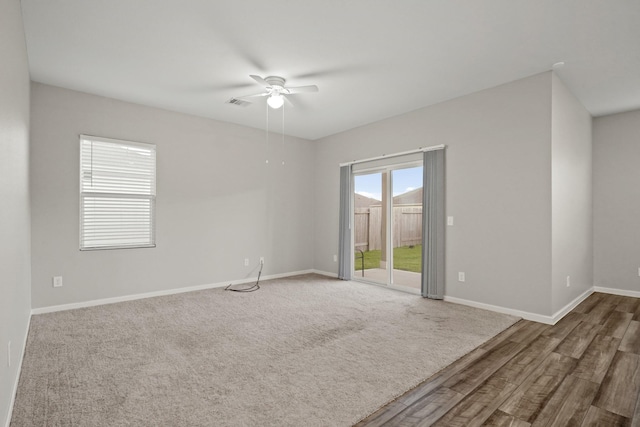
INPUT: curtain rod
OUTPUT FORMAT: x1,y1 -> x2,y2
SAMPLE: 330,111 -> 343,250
339,144 -> 445,167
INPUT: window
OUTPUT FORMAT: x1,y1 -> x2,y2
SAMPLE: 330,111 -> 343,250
80,135 -> 156,250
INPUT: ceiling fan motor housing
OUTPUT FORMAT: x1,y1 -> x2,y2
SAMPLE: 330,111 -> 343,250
264,76 -> 286,89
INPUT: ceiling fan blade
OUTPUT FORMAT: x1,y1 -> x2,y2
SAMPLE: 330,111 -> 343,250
283,94 -> 301,108
283,95 -> 297,108
284,85 -> 319,94
237,92 -> 269,99
249,75 -> 270,87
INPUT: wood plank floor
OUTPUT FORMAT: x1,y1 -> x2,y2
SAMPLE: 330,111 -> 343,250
356,292 -> 640,427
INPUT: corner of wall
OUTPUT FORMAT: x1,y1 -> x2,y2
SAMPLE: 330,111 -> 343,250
550,72 -> 593,313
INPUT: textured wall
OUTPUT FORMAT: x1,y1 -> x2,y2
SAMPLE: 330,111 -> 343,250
0,0 -> 32,424
314,73 -> 554,316
594,109 -> 640,293
30,83 -> 315,308
551,73 -> 593,313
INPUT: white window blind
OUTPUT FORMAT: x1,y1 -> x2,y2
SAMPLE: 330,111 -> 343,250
80,135 -> 156,250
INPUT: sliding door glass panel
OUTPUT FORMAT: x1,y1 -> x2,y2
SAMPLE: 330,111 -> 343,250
353,172 -> 388,285
390,166 -> 423,290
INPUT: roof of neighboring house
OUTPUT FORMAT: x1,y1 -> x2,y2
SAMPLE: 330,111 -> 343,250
355,188 -> 423,207
393,187 -> 422,205
354,193 -> 380,208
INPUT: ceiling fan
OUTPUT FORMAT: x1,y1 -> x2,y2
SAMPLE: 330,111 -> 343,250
228,75 -> 319,109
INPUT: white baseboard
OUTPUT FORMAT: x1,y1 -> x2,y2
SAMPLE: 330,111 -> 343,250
5,313 -> 31,427
549,288 -> 594,325
594,286 -> 640,298
443,295 -> 555,324
29,275 -> 637,324
444,287 -> 593,325
31,269 -> 317,315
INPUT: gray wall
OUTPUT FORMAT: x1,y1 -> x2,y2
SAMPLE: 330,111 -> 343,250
30,83 -> 315,308
314,72 -> 554,315
0,0 -> 32,424
594,109 -> 640,292
551,74 -> 593,312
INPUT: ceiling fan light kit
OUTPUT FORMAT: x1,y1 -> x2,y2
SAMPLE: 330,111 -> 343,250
267,93 -> 284,109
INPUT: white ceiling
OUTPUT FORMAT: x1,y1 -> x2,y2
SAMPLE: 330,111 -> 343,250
20,0 -> 640,140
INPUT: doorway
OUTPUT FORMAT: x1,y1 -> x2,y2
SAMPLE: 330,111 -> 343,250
353,163 -> 423,292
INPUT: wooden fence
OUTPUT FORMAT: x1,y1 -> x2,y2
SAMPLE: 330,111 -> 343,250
354,204 -> 422,251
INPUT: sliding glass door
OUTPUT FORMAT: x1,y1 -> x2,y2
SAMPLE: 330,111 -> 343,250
353,162 -> 423,292
353,172 -> 387,285
390,165 -> 423,290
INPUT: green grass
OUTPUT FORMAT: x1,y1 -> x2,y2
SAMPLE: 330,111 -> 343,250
354,245 -> 422,273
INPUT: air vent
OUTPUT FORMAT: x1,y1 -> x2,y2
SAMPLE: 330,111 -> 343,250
226,98 -> 251,107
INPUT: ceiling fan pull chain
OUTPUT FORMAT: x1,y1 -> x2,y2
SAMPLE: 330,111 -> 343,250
265,101 -> 269,164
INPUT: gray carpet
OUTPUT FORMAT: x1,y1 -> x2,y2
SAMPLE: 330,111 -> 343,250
11,274 -> 519,426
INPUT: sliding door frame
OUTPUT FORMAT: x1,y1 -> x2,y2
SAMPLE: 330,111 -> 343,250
351,159 -> 423,295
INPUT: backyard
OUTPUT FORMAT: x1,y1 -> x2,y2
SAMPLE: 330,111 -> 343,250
355,245 -> 422,273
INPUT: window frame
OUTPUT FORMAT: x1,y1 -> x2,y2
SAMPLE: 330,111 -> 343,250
79,134 -> 157,251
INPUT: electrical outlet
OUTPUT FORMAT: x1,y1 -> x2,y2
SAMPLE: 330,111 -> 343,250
244,258 -> 249,267
458,272 -> 465,282
53,276 -> 63,287
333,254 -> 337,262
7,341 -> 10,367
260,257 -> 265,265
566,276 -> 571,287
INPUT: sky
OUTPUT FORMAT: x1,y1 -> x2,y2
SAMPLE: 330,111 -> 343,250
354,166 -> 423,201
